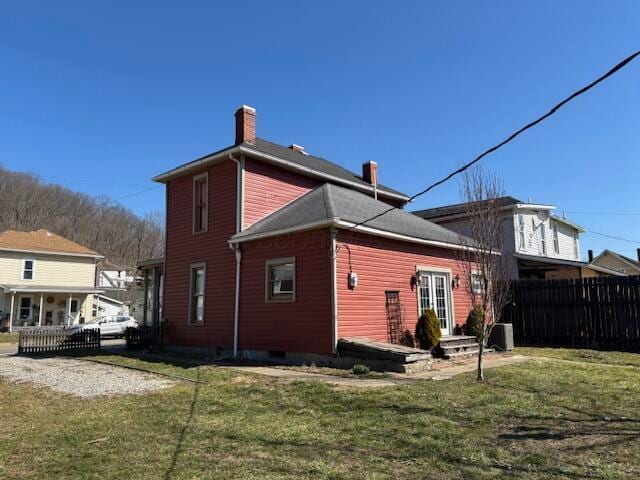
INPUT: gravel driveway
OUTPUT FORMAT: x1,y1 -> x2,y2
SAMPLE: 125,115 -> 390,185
0,356 -> 175,397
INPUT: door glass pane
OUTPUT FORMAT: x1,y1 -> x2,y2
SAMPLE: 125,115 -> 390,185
419,275 -> 431,314
434,276 -> 448,329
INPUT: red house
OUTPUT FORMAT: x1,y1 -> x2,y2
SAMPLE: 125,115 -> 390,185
152,106 -> 476,360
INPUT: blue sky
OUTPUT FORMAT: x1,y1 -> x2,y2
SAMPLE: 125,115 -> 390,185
1,1 -> 638,260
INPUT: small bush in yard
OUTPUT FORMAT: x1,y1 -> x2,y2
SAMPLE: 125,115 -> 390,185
352,364 -> 370,375
465,307 -> 485,338
415,309 -> 441,350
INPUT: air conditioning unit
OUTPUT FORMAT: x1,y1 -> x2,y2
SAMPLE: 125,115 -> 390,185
488,323 -> 514,351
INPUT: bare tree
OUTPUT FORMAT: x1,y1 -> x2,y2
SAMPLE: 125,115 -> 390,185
0,166 -> 165,269
457,166 -> 512,382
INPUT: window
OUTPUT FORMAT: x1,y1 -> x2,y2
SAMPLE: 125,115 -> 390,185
552,222 -> 560,254
573,232 -> 579,259
266,258 -> 295,302
70,300 -> 78,314
518,214 -> 525,249
540,223 -> 547,255
618,268 -> 626,274
19,297 -> 32,320
22,259 -> 35,280
193,173 -> 208,233
189,263 -> 206,324
471,273 -> 485,293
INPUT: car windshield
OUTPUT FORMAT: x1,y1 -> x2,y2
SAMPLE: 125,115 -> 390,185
87,316 -> 110,324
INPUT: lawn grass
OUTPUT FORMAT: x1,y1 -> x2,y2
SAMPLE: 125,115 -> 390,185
517,346 -> 640,368
1,351 -> 639,479
0,332 -> 18,344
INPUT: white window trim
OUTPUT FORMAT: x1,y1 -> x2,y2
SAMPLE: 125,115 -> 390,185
18,295 -> 35,321
192,172 -> 209,235
265,257 -> 296,303
540,223 -> 547,255
517,214 -> 525,250
21,258 -> 35,281
470,270 -> 486,294
188,262 -> 206,325
552,222 -> 560,254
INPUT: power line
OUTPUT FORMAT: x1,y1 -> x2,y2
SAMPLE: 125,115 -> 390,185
583,229 -> 640,244
115,185 -> 161,201
568,210 -> 640,216
349,49 -> 640,230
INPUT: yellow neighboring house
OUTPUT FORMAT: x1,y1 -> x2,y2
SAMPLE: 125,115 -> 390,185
0,229 -> 104,331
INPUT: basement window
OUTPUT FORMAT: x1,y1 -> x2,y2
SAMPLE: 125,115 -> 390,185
266,258 -> 295,303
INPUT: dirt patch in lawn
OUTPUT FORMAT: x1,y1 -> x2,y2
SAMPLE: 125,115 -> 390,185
0,355 -> 175,397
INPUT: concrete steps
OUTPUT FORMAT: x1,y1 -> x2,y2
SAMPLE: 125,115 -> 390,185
436,336 -> 483,360
337,337 -> 433,373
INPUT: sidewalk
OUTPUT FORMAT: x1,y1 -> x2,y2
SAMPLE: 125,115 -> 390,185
221,354 -> 531,388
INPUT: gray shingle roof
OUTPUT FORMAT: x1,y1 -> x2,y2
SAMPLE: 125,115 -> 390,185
232,183 -> 473,247
153,137 -> 409,201
244,138 -> 408,199
412,196 -> 522,220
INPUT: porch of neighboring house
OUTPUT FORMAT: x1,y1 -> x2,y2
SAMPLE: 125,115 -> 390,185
0,286 -> 104,332
515,253 -> 624,280
137,258 -> 164,336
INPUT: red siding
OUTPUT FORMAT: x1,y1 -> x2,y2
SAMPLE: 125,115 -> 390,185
163,160 -> 237,348
242,158 -> 404,227
238,230 -> 333,354
335,230 -> 473,342
243,159 -> 318,228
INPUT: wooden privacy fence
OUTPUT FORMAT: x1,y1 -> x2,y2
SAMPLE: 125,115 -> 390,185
502,276 -> 640,351
18,327 -> 101,354
125,325 -> 157,349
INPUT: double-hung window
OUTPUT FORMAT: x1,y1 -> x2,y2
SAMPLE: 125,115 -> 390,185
266,258 -> 295,302
189,263 -> 206,324
193,173 -> 208,234
540,223 -> 547,255
517,214 -> 525,249
22,259 -> 35,280
471,272 -> 485,294
552,222 -> 560,254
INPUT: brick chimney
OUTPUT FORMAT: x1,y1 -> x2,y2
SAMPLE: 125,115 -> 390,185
235,105 -> 256,144
362,161 -> 378,186
588,250 -> 594,262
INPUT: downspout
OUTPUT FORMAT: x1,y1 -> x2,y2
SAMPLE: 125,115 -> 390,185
229,153 -> 244,358
231,244 -> 242,358
330,229 -> 338,354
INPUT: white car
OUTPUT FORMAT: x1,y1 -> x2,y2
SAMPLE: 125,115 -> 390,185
82,315 -> 138,338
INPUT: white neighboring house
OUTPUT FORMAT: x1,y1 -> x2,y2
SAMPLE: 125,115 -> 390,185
0,229 -> 104,331
96,260 -> 135,290
93,294 -> 129,318
413,197 -> 623,280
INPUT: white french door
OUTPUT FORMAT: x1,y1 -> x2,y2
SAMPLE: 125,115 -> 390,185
418,272 -> 452,336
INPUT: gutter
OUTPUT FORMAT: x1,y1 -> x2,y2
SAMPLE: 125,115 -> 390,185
151,144 -> 409,203
229,217 -> 489,254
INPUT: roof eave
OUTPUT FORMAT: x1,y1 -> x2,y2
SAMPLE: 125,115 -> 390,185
152,144 -> 410,202
0,246 -> 103,259
229,218 -> 340,244
229,217 -> 489,254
